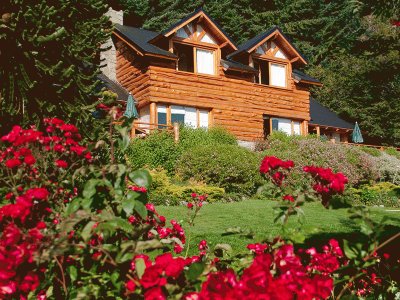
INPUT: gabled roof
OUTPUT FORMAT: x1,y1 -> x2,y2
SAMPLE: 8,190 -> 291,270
292,69 -> 322,86
98,73 -> 129,101
114,24 -> 177,59
227,26 -> 308,65
220,59 -> 258,73
160,8 -> 237,50
310,98 -> 353,129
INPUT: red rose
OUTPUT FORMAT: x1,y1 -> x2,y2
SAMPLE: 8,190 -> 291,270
5,158 -> 21,168
24,155 -> 36,165
283,195 -> 295,202
187,203 -> 193,209
125,280 -> 136,292
55,160 -> 68,168
140,265 -> 166,289
27,188 -> 49,200
144,287 -> 166,300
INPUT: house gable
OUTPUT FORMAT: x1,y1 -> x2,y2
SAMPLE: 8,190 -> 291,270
228,27 -> 307,66
160,8 -> 237,51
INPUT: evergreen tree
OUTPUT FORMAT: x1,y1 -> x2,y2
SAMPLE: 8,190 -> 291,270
0,0 -> 112,133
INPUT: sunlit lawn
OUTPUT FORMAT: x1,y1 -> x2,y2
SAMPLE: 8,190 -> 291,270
157,199 -> 400,255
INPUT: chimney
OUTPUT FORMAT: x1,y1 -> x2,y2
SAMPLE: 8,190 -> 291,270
100,7 -> 123,81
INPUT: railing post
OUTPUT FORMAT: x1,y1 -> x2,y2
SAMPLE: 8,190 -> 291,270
173,122 -> 179,143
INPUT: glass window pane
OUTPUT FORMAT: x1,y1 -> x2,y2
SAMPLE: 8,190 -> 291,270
277,118 -> 291,134
293,122 -> 301,135
185,107 -> 197,128
199,110 -> 208,128
272,119 -> 279,131
270,63 -> 286,87
171,105 -> 185,125
196,49 -> 214,75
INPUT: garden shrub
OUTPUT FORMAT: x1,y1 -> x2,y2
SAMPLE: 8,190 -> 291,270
126,126 -> 236,174
359,146 -> 382,157
342,182 -> 400,207
369,152 -> 400,185
126,130 -> 179,174
176,144 -> 263,195
385,147 -> 400,159
259,132 -> 379,185
148,169 -> 225,205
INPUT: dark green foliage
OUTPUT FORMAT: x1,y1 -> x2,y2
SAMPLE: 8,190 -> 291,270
0,0 -> 112,134
126,126 -> 236,173
176,144 -> 263,195
117,0 -> 399,145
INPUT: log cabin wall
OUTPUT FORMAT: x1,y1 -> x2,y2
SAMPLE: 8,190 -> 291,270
114,38 -> 311,142
147,65 -> 310,141
115,40 -> 151,108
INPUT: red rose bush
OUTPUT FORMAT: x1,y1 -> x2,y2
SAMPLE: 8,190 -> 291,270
0,123 -> 396,299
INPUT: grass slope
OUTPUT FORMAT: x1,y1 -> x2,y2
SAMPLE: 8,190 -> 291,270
156,200 -> 400,255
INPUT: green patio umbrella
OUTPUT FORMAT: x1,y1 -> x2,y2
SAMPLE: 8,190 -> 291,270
352,121 -> 364,143
123,93 -> 139,119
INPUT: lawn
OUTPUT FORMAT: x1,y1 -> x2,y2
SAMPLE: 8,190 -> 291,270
156,199 -> 400,255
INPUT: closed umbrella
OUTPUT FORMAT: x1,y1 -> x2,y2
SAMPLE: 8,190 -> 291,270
123,93 -> 139,120
352,121 -> 363,143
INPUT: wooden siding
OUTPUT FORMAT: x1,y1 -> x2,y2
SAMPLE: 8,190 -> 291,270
147,66 -> 310,141
116,40 -> 151,108
115,38 -> 310,141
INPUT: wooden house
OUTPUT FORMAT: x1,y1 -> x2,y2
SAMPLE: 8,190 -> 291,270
101,8 -> 353,144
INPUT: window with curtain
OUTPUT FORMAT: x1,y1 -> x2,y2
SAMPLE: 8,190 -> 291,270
270,118 -> 301,135
157,105 -> 167,129
171,106 -> 185,124
196,49 -> 215,75
158,105 -> 210,128
270,63 -> 286,87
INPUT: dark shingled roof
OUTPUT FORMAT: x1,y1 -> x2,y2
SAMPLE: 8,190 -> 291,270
220,59 -> 258,73
98,73 -> 129,101
292,69 -> 321,84
227,26 -> 308,64
310,98 -> 353,129
162,8 -> 237,48
114,24 -> 177,58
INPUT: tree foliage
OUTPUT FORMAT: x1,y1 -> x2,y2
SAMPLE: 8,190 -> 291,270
118,0 -> 400,145
0,0 -> 112,134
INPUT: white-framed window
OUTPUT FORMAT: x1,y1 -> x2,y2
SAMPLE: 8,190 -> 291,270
157,104 -> 210,129
270,63 -> 286,87
271,117 -> 301,135
196,49 -> 215,75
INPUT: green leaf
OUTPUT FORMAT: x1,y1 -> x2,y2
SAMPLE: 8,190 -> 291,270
66,198 -> 81,215
81,221 -> 96,242
343,240 -> 361,260
135,258 -> 146,279
67,265 -> 78,282
122,196 -> 136,215
129,170 -> 152,189
83,179 -> 101,199
186,262 -> 205,281
134,200 -> 148,219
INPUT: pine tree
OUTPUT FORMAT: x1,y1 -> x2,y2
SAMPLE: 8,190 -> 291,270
0,0 -> 112,133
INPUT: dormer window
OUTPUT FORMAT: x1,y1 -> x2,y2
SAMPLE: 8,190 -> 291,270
253,60 -> 287,88
174,42 -> 216,75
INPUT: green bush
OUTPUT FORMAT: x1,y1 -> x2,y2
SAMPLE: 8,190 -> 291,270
126,127 -> 236,174
126,130 -> 179,174
148,169 -> 225,206
176,144 -> 263,195
341,182 -> 400,207
385,147 -> 400,160
360,146 -> 382,157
